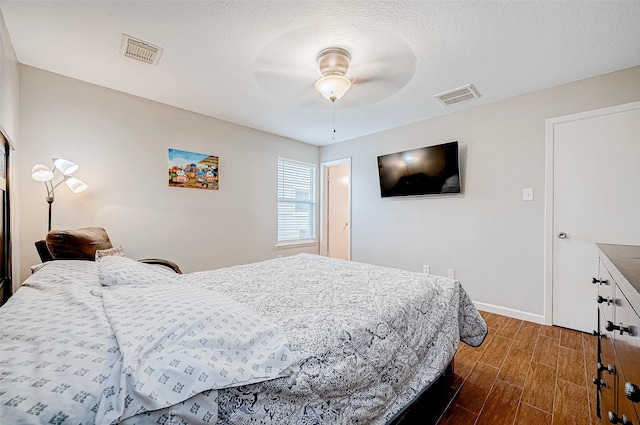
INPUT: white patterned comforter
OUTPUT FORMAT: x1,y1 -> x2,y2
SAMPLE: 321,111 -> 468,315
93,283 -> 293,424
0,254 -> 487,424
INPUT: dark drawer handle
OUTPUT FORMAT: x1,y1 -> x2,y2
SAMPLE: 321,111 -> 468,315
593,377 -> 608,388
627,382 -> 640,403
597,362 -> 615,374
605,321 -> 632,335
608,411 -> 633,424
592,330 -> 604,337
593,277 -> 609,285
597,295 -> 615,305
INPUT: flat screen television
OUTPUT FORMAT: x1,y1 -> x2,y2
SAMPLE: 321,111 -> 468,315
377,141 -> 461,197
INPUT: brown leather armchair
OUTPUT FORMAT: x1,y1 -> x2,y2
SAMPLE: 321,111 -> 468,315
35,227 -> 182,274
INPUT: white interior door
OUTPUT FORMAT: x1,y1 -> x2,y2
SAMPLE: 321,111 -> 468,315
327,163 -> 350,260
549,102 -> 640,332
321,159 -> 351,260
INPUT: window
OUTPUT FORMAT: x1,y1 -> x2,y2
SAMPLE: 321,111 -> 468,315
277,158 -> 316,244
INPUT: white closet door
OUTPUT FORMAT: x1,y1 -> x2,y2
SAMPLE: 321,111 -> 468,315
551,104 -> 640,332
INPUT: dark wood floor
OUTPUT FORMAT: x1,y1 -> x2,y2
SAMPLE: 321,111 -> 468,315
441,311 -> 599,425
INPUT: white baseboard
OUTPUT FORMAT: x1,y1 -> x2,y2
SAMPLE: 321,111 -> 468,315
473,301 -> 547,325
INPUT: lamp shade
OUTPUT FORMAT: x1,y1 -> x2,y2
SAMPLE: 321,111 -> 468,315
65,177 -> 88,193
31,164 -> 54,182
315,75 -> 352,102
53,158 -> 79,175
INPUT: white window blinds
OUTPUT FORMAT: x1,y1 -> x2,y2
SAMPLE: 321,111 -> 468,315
277,158 -> 316,243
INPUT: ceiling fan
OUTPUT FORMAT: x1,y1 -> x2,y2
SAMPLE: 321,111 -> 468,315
253,41 -> 417,109
313,47 -> 353,102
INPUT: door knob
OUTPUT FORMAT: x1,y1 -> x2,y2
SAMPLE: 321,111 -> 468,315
557,232 -> 567,239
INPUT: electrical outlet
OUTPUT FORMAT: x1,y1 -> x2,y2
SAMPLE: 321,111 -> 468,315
422,265 -> 430,274
448,269 -> 455,279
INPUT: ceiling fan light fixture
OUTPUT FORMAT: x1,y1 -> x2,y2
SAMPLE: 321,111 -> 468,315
315,47 -> 352,102
315,74 -> 352,102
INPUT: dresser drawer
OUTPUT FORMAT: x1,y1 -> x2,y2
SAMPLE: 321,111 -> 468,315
597,260 -> 617,322
616,372 -> 640,425
599,327 -> 616,419
614,287 -> 640,422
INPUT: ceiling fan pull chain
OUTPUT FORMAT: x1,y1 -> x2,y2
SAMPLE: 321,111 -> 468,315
332,106 -> 337,141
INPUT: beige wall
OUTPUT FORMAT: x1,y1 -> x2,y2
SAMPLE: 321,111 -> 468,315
19,66 -> 318,281
0,10 -> 20,292
0,9 -> 18,143
320,66 -> 640,321
14,57 -> 640,320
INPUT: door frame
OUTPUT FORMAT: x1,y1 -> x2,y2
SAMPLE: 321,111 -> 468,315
543,100 -> 640,326
0,129 -> 11,305
320,158 -> 351,260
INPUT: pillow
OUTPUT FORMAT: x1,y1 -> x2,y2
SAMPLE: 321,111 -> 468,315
95,245 -> 125,260
98,255 -> 179,286
46,227 -> 113,260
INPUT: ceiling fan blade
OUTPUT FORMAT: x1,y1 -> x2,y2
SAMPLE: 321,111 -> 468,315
344,52 -> 416,105
254,70 -> 315,100
298,90 -> 328,108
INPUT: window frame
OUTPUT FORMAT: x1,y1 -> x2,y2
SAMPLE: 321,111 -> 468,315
276,157 -> 318,247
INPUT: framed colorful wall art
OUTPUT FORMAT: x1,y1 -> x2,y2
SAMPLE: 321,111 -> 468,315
168,148 -> 219,190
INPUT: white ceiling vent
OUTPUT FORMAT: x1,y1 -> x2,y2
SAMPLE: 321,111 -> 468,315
434,84 -> 480,106
120,34 -> 163,65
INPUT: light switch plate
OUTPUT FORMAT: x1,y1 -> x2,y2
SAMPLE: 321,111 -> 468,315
523,188 -> 534,201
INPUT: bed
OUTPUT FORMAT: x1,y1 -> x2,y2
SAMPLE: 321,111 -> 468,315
0,253 -> 487,424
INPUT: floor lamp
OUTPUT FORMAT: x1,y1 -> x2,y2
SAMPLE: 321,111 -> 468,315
32,158 -> 88,231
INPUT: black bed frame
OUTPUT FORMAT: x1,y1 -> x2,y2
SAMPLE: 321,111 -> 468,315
387,360 -> 460,425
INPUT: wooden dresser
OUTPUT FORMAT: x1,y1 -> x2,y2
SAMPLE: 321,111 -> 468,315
594,244 -> 640,424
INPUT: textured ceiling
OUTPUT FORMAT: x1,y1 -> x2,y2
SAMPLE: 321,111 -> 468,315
1,1 -> 639,146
